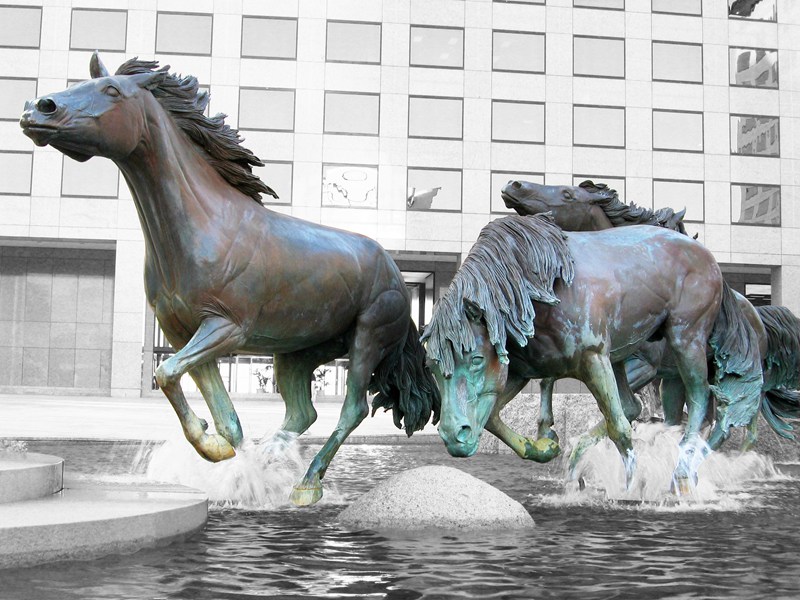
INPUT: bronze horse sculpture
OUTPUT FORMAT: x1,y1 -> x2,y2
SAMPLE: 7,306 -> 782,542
423,213 -> 762,492
20,54 -> 439,506
502,179 -> 800,460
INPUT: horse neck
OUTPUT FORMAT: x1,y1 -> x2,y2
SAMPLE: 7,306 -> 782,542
116,106 -> 244,264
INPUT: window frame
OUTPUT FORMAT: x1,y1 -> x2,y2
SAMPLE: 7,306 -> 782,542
730,182 -> 781,227
406,166 -> 463,213
652,0 -> 702,17
572,35 -> 626,80
572,104 -> 626,149
408,95 -> 464,141
652,108 -> 704,154
321,163 -> 379,210
491,99 -> 546,144
573,0 -> 625,11
240,15 -> 298,60
491,30 -> 546,74
155,11 -> 214,57
60,155 -> 120,199
323,91 -> 381,136
729,113 -> 780,158
260,160 -> 293,206
325,20 -> 382,65
728,0 -> 776,22
0,76 -> 37,122
651,40 -> 704,85
652,178 -> 705,223
69,7 -> 128,53
409,25 -> 465,70
237,87 -> 296,133
0,5 -> 42,49
0,150 -> 33,196
728,46 -> 779,89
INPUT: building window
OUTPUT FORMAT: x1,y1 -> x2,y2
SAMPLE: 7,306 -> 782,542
408,96 -> 463,140
653,180 -> 704,222
0,152 -> 32,195
70,9 -> 127,52
574,0 -> 624,9
652,0 -> 701,16
326,21 -> 381,64
573,36 -> 625,79
238,88 -> 295,131
61,157 -> 120,198
261,161 -> 292,205
324,92 -> 380,136
0,78 -> 36,121
492,101 -> 545,144
156,12 -> 213,56
652,41 -> 703,84
573,176 -> 626,200
241,17 -> 297,59
573,105 -> 625,148
493,0 -> 545,4
729,48 -> 778,89
492,31 -> 545,73
652,110 -> 703,153
728,0 -> 776,21
731,183 -> 780,226
491,171 -> 543,213
322,164 -> 378,208
0,6 -> 41,48
730,115 -> 779,157
410,26 -> 464,69
407,168 -> 461,212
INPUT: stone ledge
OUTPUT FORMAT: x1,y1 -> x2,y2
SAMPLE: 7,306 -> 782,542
0,452 -> 63,504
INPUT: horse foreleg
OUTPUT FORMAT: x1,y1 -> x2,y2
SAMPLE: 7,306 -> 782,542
536,378 -> 560,444
156,317 -> 244,462
581,353 -> 636,489
485,374 -> 561,462
660,376 -> 686,426
741,414 -> 759,451
188,361 -> 243,448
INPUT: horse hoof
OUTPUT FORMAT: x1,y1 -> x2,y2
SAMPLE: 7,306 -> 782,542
524,437 -> 561,463
290,482 -> 323,507
544,430 -> 560,445
199,418 -> 209,432
195,434 -> 236,462
671,476 -> 693,497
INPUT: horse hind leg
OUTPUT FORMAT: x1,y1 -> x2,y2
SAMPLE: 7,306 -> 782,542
156,317 -> 245,462
536,378 -> 560,444
290,290 -> 409,507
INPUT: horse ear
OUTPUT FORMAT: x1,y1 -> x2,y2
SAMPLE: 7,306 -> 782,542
129,68 -> 169,91
89,51 -> 109,79
463,298 -> 483,323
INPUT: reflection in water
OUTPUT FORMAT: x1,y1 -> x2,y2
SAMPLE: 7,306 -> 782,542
729,0 -> 777,22
732,183 -> 781,226
5,439 -> 800,599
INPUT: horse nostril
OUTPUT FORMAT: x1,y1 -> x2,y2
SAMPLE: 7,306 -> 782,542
511,181 -> 522,190
36,98 -> 57,115
456,425 -> 472,444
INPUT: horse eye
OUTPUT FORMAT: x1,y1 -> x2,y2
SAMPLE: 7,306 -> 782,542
562,191 -> 572,200
471,355 -> 484,366
105,86 -> 120,97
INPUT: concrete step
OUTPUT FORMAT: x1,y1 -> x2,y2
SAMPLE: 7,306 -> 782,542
0,479 -> 207,569
0,452 -> 63,503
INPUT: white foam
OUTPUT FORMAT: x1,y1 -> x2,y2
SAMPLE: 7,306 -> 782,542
142,432 -> 344,510
537,423 -> 782,510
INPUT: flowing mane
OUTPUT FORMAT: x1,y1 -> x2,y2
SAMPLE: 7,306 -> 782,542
115,58 -> 277,203
423,214 -> 575,376
578,180 -> 688,235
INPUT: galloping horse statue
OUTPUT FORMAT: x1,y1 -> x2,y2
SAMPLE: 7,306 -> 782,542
423,213 -> 762,492
502,179 -> 800,457
20,54 -> 439,506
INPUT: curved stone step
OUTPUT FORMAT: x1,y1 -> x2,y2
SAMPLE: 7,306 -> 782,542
0,452 -> 63,503
0,480 -> 207,569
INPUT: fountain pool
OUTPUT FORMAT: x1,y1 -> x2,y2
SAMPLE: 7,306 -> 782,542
1,432 -> 799,600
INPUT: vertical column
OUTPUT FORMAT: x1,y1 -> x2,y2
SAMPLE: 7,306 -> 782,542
110,239 -> 147,397
771,265 -> 800,314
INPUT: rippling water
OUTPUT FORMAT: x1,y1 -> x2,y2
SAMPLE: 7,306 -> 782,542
3,434 -> 800,600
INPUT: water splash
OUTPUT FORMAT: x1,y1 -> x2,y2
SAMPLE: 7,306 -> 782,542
544,423 -> 782,510
143,432 -> 343,510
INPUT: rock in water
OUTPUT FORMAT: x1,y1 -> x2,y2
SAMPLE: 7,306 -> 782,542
338,465 -> 534,530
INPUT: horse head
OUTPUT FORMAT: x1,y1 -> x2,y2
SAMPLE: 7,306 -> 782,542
501,179 -> 616,230
20,53 -> 166,162
431,299 -> 509,458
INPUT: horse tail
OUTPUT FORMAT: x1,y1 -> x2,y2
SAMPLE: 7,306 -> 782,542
760,388 -> 800,440
757,304 -> 800,390
708,281 -> 763,436
370,318 -> 441,435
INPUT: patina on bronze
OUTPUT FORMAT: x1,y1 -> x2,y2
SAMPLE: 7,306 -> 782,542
20,53 -> 440,506
502,179 -> 800,458
423,213 -> 763,493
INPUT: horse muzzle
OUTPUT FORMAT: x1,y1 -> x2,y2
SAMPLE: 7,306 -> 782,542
439,423 -> 479,458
